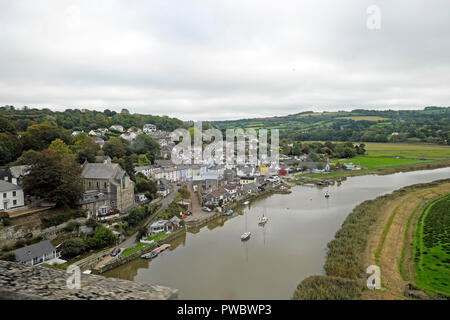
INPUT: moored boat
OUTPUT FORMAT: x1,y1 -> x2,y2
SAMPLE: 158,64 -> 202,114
223,209 -> 233,216
258,215 -> 268,225
141,251 -> 158,259
243,201 -> 250,205
240,232 -> 251,241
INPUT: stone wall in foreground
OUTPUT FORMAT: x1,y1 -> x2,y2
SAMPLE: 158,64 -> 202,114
0,260 -> 178,300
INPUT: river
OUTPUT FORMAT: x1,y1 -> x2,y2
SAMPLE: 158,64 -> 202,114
103,167 -> 450,299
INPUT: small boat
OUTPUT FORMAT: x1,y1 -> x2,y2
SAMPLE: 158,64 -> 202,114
141,251 -> 159,259
325,191 -> 330,198
159,244 -> 171,251
258,215 -> 268,225
224,209 -> 233,216
240,232 -> 251,241
243,201 -> 250,205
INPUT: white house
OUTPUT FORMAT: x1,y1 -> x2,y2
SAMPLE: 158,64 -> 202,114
14,240 -> 60,266
109,125 -> 124,133
120,131 -> 139,142
149,219 -> 171,235
143,124 -> 157,134
0,180 -> 24,210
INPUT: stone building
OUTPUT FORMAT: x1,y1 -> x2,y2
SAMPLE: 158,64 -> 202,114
80,163 -> 134,218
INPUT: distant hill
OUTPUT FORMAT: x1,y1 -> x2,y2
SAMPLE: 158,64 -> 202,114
212,107 -> 450,144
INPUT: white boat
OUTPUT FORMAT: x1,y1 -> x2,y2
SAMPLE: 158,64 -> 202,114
325,191 -> 330,198
243,201 -> 250,205
240,232 -> 251,241
258,215 -> 268,225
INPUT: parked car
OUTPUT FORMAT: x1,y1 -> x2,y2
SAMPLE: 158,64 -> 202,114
110,247 -> 121,257
202,207 -> 212,212
185,211 -> 193,216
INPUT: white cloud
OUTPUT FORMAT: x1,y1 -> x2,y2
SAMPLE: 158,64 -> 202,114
0,0 -> 449,120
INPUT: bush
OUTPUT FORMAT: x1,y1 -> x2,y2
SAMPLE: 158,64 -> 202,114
41,210 -> 86,229
2,217 -> 11,226
61,238 -> 88,259
292,276 -> 363,300
87,225 -> 117,249
0,252 -> 16,262
63,221 -> 80,233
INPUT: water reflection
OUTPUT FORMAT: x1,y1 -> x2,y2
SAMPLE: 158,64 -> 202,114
103,167 -> 450,299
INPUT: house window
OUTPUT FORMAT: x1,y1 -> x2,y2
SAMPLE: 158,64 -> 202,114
13,200 -> 17,205
12,191 -> 16,197
104,182 -> 107,189
2,193 -> 5,198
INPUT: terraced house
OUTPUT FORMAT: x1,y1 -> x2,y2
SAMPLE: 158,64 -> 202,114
80,163 -> 135,218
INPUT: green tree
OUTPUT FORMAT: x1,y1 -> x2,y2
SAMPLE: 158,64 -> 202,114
61,238 -> 88,259
48,138 -> 73,157
88,225 -> 117,249
103,137 -> 127,159
22,150 -> 83,208
132,134 -> 160,159
21,122 -> 70,151
138,154 -> 150,166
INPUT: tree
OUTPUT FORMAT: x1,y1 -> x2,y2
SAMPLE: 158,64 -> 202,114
87,225 -> 117,249
132,134 -> 160,160
135,176 -> 157,199
48,138 -> 73,157
0,142 -> 12,165
22,150 -> 83,208
61,238 -> 88,259
138,154 -> 150,166
103,137 -> 127,159
72,133 -> 99,163
14,149 -> 38,165
136,227 -> 147,242
21,122 -> 70,151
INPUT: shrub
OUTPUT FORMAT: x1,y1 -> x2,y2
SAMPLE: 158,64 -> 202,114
292,275 -> 363,300
2,217 -> 11,226
87,225 -> 117,249
0,252 -> 16,262
61,238 -> 88,259
41,209 -> 86,229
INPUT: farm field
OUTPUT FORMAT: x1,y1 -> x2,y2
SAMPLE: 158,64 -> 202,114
413,194 -> 450,296
334,156 -> 428,170
340,116 -> 389,121
364,143 -> 450,160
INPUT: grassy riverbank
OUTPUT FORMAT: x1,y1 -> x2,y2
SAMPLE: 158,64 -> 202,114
292,179 -> 450,300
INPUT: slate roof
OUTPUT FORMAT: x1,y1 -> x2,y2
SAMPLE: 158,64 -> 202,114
0,180 -> 22,192
81,163 -> 120,179
9,165 -> 30,178
14,240 -> 55,263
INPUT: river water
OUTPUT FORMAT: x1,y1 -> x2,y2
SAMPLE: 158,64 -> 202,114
103,167 -> 450,299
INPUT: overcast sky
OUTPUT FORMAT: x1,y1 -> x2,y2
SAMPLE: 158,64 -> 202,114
1,0 -> 449,120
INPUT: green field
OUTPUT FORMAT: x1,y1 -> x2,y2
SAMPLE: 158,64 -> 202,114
364,143 -> 450,160
413,194 -> 450,296
334,156 -> 428,170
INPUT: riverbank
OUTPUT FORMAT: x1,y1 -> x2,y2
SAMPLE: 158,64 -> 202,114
293,178 -> 450,300
300,159 -> 450,182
